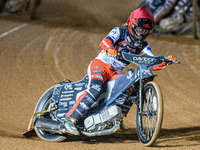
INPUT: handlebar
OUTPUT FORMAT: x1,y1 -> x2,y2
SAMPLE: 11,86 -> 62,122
164,57 -> 180,64
120,51 -> 180,65
117,48 -> 129,56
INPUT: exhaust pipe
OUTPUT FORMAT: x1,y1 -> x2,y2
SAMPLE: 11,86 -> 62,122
34,118 -> 65,135
81,120 -> 120,137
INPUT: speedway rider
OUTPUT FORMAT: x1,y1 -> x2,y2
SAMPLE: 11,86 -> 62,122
63,7 -> 176,135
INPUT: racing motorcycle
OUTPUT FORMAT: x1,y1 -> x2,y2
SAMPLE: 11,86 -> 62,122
24,52 -> 179,147
0,0 -> 41,19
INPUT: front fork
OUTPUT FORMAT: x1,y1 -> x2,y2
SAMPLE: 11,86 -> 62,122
136,67 -> 155,113
138,66 -> 143,114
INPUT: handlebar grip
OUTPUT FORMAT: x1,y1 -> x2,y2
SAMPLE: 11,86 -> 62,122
164,58 -> 180,64
174,60 -> 180,64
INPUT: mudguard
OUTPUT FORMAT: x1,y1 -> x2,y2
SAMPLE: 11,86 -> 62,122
52,75 -> 89,121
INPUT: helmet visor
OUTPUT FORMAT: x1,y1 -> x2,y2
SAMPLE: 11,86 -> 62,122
135,26 -> 151,35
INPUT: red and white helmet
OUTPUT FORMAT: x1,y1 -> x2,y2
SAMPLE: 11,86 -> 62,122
126,7 -> 154,45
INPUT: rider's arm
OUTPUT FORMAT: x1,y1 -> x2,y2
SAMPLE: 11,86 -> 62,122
99,27 -> 120,51
152,55 -> 177,71
152,62 -> 167,71
141,45 -> 167,71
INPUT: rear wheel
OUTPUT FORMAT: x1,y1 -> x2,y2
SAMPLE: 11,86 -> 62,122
34,85 -> 67,142
136,82 -> 163,146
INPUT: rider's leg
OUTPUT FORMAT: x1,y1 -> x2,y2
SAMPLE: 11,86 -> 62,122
63,78 -> 103,135
64,59 -> 113,135
120,118 -> 129,131
66,79 -> 103,121
119,99 -> 135,131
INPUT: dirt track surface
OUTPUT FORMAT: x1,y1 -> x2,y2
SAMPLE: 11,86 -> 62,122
0,0 -> 200,149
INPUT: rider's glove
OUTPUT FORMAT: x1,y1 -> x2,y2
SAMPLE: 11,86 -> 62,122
167,55 -> 176,65
106,49 -> 118,57
168,55 -> 176,60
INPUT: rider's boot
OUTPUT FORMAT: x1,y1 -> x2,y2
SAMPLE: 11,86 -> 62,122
120,122 -> 129,131
63,117 -> 80,135
120,116 -> 128,131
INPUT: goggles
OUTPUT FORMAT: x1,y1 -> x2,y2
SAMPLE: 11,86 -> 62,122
134,26 -> 152,35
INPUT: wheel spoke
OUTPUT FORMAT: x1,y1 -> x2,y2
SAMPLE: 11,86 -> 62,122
140,86 -> 159,141
136,82 -> 163,146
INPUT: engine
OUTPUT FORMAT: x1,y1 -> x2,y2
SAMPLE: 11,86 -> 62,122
83,105 -> 123,132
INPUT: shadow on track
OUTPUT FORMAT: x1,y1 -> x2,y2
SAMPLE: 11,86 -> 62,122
157,126 -> 200,147
20,126 -> 200,145
65,127 -> 200,146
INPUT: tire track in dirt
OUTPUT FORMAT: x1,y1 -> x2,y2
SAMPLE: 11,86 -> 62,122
0,22 -> 56,136
182,48 -> 200,75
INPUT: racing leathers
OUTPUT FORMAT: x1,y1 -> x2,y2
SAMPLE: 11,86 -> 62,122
65,27 -> 167,121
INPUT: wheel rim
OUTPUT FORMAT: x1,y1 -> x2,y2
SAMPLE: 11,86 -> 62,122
139,86 -> 158,142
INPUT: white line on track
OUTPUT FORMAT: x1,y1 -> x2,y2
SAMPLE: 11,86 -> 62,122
0,24 -> 27,39
45,37 -> 53,52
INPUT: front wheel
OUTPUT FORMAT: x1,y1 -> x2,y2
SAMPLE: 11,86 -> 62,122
136,82 -> 163,146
